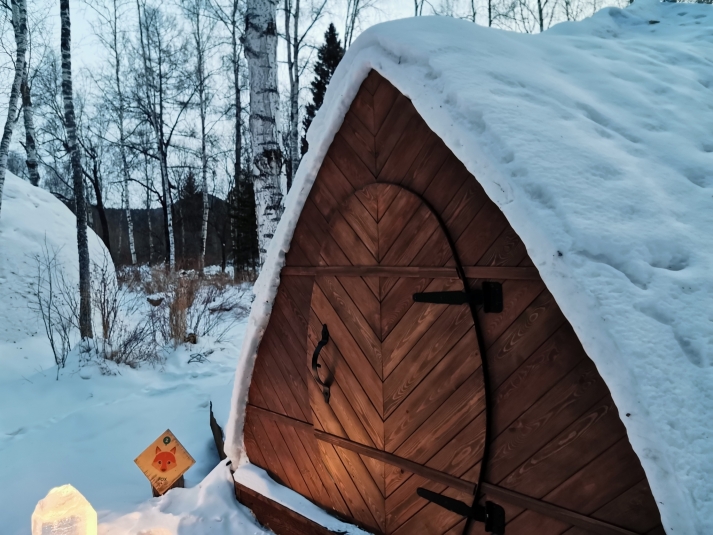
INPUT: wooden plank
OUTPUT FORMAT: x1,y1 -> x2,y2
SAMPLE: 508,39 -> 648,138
308,308 -> 384,447
372,77 -> 399,134
397,131 -> 452,195
340,110 -> 377,176
315,276 -> 383,382
478,279 -> 546,349
314,429 -> 474,495
491,325 -> 585,437
249,384 -> 314,499
546,438 -> 647,519
315,156 -> 358,211
259,334 -> 310,420
362,70 -> 382,95
349,87 -> 376,136
379,202 -> 442,297
380,203 -> 440,268
499,396 -> 626,498
477,227 -> 529,267
455,200 -> 510,266
385,329 -> 481,452
377,111 -> 432,183
377,181 -> 400,221
234,480 -> 344,535
340,194 -> 379,260
246,405 -> 354,521
391,483 -> 472,535
375,94 -> 419,173
328,132 -> 376,190
424,156 -> 484,232
281,265 -> 541,279
382,277 -> 462,376
380,277 -> 442,341
355,186 -> 378,221
486,359 -> 611,485
390,373 -> 486,483
487,290 -> 568,390
293,198 -> 330,265
485,482 -> 641,535
249,404 -> 643,535
309,380 -> 386,531
378,188 -> 423,260
384,302 -> 475,417
243,413 -> 267,468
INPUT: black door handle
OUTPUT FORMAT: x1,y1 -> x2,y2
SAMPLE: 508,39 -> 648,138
311,324 -> 331,403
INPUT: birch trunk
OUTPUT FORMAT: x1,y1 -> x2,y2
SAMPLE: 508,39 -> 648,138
145,158 -> 153,264
284,0 -> 299,192
231,0 -> 242,280
21,63 -> 40,187
112,0 -> 137,264
194,4 -> 209,273
0,0 -> 27,216
245,0 -> 283,266
60,0 -> 92,338
136,0 -> 175,270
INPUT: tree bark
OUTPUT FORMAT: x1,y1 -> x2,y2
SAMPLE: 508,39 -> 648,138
111,0 -> 137,264
21,62 -> 40,187
284,0 -> 299,192
245,0 -> 283,266
60,0 -> 92,338
0,0 -> 27,216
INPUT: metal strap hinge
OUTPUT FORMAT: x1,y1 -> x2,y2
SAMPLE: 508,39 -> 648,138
417,488 -> 505,535
413,281 -> 503,313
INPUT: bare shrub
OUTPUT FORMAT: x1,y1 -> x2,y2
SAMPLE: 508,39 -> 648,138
29,241 -> 77,377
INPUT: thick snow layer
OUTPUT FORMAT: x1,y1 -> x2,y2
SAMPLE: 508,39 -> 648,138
226,2 -> 713,533
0,172 -> 110,341
0,307 -> 254,534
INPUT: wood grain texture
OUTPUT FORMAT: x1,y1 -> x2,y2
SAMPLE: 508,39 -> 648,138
242,71 -> 662,535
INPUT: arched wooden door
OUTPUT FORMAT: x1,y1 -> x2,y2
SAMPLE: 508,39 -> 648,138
307,183 -> 487,534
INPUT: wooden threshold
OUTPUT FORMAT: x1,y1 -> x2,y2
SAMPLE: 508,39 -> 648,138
246,404 -> 641,535
235,479 -> 340,535
280,265 -> 540,280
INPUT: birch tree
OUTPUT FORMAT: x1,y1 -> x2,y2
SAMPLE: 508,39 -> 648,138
60,0 -> 92,338
134,0 -> 192,270
88,0 -> 138,264
0,0 -> 27,216
282,0 -> 326,191
210,0 -> 246,279
245,0 -> 283,264
183,0 -> 217,272
21,60 -> 41,186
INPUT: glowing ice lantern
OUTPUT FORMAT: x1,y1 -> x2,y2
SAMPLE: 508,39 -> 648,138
31,485 -> 97,535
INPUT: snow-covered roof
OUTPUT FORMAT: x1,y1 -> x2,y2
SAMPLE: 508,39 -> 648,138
226,3 -> 713,532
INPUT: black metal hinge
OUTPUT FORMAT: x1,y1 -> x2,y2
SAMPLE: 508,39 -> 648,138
413,281 -> 503,313
417,488 -> 505,535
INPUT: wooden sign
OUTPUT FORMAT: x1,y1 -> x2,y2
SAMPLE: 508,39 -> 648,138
134,429 -> 195,495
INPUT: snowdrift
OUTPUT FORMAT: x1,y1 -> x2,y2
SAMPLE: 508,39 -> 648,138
0,172 -> 111,341
226,1 -> 713,533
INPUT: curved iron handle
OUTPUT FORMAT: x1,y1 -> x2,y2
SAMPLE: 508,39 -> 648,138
311,324 -> 331,403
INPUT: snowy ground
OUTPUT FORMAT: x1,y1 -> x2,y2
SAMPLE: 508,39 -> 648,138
0,281 -> 274,534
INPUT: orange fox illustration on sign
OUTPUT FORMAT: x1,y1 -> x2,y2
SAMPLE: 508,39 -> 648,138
135,429 -> 195,495
152,446 -> 177,472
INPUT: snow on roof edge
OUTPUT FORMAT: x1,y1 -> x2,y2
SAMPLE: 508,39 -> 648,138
224,7 -> 712,532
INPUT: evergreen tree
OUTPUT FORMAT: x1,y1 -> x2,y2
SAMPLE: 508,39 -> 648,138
228,171 -> 259,276
301,23 -> 344,155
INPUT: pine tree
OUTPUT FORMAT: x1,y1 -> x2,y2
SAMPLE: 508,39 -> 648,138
301,23 -> 344,155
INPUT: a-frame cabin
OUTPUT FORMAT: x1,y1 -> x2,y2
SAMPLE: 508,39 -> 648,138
227,70 -> 664,535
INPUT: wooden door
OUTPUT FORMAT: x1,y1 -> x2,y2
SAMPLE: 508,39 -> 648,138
307,183 -> 486,534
